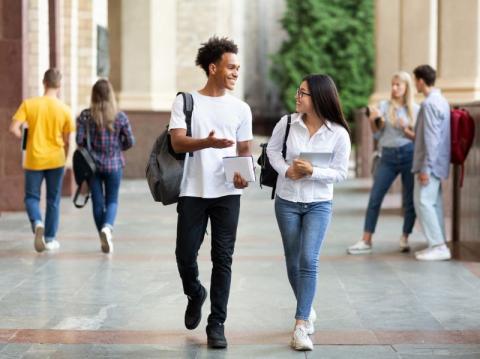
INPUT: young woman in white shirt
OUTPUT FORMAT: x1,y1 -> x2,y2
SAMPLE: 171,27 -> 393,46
267,74 -> 351,351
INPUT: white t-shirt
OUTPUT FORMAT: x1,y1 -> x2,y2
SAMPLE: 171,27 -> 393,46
169,91 -> 253,198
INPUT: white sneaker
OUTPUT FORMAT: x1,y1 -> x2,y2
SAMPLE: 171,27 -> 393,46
305,308 -> 316,335
414,246 -> 431,256
290,325 -> 313,351
415,244 -> 451,261
34,223 -> 45,253
45,240 -> 60,251
100,227 -> 113,253
399,236 -> 410,253
347,240 -> 372,255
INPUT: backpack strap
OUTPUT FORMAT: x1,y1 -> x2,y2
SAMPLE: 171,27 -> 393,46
86,119 -> 92,152
271,114 -> 292,199
73,182 -> 90,208
177,92 -> 194,158
282,115 -> 292,159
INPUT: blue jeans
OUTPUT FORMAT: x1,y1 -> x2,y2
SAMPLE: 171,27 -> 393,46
24,167 -> 65,242
89,169 -> 122,232
364,142 -> 415,235
274,196 -> 332,320
414,175 -> 446,247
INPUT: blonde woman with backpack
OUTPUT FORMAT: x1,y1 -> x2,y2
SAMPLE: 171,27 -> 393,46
76,79 -> 134,253
348,71 -> 419,255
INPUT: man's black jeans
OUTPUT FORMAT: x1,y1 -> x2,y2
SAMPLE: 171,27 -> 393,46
175,195 -> 240,325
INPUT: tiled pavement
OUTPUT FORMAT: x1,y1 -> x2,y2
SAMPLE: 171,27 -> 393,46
0,170 -> 479,358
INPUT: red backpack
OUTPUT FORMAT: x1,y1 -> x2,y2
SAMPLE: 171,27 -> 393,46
450,108 -> 475,186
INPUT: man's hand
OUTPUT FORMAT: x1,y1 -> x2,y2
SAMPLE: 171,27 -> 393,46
293,159 -> 313,176
233,172 -> 248,189
418,172 -> 429,186
207,130 -> 235,149
9,120 -> 23,139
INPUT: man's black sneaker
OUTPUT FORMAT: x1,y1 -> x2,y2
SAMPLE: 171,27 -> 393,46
184,285 -> 207,330
206,323 -> 227,349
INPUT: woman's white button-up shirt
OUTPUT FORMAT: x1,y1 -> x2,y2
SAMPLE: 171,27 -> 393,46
266,113 -> 351,203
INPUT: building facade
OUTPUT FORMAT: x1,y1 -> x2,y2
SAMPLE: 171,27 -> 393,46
2,0 -> 479,212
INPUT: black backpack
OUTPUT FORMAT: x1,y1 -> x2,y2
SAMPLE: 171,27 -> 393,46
73,120 -> 96,208
146,92 -> 193,205
257,115 -> 291,199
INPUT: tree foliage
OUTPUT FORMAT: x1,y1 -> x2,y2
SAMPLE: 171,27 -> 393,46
271,0 -> 374,120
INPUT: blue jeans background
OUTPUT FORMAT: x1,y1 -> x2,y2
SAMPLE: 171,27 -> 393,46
274,196 -> 332,320
364,142 -> 415,235
89,169 -> 122,232
414,175 -> 446,247
24,167 -> 64,242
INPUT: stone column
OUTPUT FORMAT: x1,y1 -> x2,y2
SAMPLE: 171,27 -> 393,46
370,0 -> 401,103
400,0 -> 438,73
27,0 -> 50,97
108,0 -> 121,93
0,0 -> 27,211
118,0 -> 177,111
371,0 -> 438,103
437,0 -> 480,102
175,0 -> 247,99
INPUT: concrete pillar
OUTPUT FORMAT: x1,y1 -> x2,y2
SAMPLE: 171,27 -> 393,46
108,0 -> 121,93
243,0 -> 286,114
371,0 -> 438,103
118,0 -> 177,111
0,0 -> 27,211
437,0 -> 480,102
370,0 -> 401,103
400,0 -> 438,73
175,0 -> 247,99
27,0 -> 50,97
62,0 -> 79,114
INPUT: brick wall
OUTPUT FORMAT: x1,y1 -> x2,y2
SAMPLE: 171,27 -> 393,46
0,0 -> 25,211
27,0 -> 49,97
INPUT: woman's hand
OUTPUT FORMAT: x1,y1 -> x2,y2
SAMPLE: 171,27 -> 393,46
367,106 -> 384,131
367,106 -> 381,121
402,126 -> 415,140
292,159 -> 314,176
286,164 -> 307,180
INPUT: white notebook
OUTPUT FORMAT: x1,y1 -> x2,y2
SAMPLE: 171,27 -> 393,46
298,152 -> 332,168
223,156 -> 256,182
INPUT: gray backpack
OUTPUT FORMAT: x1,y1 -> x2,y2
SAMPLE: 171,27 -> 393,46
145,92 -> 193,205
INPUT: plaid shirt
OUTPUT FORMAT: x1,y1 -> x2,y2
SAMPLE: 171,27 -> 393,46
76,109 -> 135,172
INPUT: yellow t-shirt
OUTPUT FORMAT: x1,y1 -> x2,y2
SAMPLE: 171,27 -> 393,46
13,96 -> 75,170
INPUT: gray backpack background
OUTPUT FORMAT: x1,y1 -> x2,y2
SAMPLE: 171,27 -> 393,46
145,92 -> 193,205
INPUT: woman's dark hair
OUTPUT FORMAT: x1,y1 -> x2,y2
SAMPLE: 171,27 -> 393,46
413,64 -> 436,86
302,74 -> 351,135
195,36 -> 238,76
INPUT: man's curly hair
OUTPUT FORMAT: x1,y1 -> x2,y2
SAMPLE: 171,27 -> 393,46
195,36 -> 238,76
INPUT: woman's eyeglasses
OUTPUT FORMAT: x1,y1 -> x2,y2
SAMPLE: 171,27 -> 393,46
296,88 -> 311,98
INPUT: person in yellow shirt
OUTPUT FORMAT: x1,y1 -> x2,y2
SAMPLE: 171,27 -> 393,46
9,68 -> 75,253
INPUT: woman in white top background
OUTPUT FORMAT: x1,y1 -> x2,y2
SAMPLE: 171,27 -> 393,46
267,74 -> 351,351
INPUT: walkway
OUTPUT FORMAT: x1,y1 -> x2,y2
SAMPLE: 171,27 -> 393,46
0,173 -> 479,358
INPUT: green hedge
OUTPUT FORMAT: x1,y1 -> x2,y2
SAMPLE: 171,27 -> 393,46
271,0 -> 374,120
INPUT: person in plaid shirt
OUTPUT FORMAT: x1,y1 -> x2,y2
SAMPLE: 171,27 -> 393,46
76,79 -> 134,253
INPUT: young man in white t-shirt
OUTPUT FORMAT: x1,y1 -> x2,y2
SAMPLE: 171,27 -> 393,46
169,36 -> 252,349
